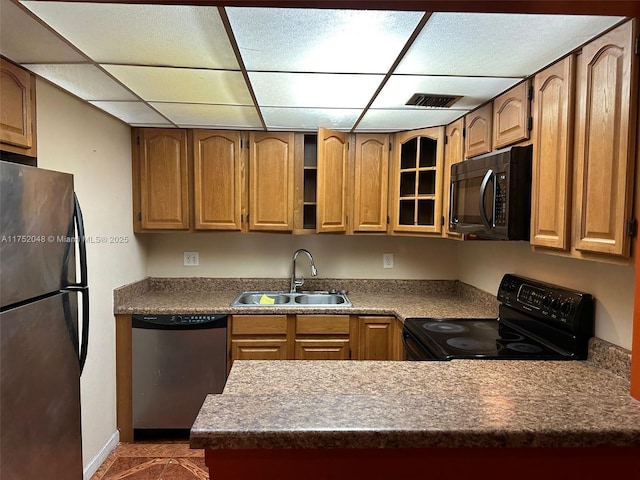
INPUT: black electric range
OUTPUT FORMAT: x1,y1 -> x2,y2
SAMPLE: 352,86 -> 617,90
403,274 -> 594,361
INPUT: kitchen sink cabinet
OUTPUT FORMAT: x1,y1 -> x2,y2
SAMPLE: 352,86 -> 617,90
492,80 -> 532,149
391,126 -> 445,235
572,19 -> 637,258
229,315 -> 291,368
193,130 -> 245,231
248,132 -> 295,232
0,58 -> 36,157
442,118 -> 465,239
464,102 -> 492,158
132,128 -> 190,231
530,56 -> 575,250
295,315 -> 351,360
228,314 -> 400,365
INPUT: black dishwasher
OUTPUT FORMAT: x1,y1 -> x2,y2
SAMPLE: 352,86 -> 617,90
131,314 -> 227,434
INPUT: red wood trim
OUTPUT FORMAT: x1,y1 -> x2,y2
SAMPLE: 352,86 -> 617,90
204,447 -> 640,480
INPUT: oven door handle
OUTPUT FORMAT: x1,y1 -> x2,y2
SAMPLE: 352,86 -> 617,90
479,168 -> 496,230
402,330 -> 433,360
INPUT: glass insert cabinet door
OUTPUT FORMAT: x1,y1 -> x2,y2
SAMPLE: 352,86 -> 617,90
392,127 -> 445,234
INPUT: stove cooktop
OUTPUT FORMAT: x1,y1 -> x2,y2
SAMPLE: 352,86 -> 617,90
402,274 -> 594,361
403,317 -> 570,360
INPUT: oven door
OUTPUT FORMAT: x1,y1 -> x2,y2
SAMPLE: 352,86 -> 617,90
402,328 -> 439,361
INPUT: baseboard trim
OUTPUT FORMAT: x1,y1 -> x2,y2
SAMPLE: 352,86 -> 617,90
83,430 -> 120,480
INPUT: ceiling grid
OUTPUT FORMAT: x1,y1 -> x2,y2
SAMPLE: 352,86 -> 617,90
0,0 -> 625,131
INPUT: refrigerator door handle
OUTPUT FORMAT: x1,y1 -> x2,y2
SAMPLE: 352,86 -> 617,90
65,194 -> 90,374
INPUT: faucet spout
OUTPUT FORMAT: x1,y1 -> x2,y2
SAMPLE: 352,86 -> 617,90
290,249 -> 318,293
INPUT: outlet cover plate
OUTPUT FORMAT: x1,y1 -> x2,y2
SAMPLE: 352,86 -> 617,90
184,251 -> 199,266
383,252 -> 394,269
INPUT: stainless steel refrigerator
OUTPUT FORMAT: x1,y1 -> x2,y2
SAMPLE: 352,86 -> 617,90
0,160 -> 89,480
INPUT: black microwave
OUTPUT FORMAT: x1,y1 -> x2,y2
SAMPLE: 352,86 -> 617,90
449,145 -> 532,240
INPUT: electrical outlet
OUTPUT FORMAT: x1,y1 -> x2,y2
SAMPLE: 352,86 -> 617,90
184,251 -> 199,266
383,252 -> 394,269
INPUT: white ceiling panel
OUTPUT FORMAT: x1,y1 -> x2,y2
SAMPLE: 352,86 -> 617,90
151,103 -> 262,129
260,107 -> 362,131
102,65 -> 253,105
373,75 -> 521,109
227,7 -> 424,74
356,109 -> 463,132
397,13 -> 624,76
249,72 -> 384,109
89,101 -> 171,126
24,64 -> 138,101
1,0 -> 86,63
20,1 -> 239,69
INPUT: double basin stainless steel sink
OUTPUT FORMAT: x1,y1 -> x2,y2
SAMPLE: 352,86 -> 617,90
231,291 -> 351,307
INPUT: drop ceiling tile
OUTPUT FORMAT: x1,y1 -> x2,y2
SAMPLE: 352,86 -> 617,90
356,109 -> 463,132
89,101 -> 170,125
102,65 -> 252,105
373,75 -> 520,109
20,1 -> 238,69
261,107 -> 361,131
249,72 -> 384,109
24,64 -> 137,101
151,103 -> 262,129
397,12 -> 624,76
227,7 -> 424,74
1,0 -> 86,63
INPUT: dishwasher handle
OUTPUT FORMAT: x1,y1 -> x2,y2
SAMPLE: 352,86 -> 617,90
132,314 -> 227,330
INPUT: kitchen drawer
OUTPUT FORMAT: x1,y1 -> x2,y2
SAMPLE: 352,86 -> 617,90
296,315 -> 350,335
231,315 -> 288,335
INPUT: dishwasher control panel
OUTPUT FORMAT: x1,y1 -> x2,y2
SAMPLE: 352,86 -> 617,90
132,313 -> 227,327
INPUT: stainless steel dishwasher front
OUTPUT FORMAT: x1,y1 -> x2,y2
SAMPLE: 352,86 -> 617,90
131,313 -> 227,431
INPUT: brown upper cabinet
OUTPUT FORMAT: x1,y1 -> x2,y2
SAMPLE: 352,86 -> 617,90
391,127 -> 445,235
442,118 -> 465,239
530,56 -> 575,250
133,128 -> 190,231
493,80 -> 532,149
248,131 -> 295,232
572,19 -> 637,258
351,133 -> 390,233
316,128 -> 349,233
464,102 -> 492,158
0,58 -> 36,157
193,130 -> 245,231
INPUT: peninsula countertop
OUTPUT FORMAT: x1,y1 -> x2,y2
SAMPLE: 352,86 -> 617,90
190,360 -> 640,449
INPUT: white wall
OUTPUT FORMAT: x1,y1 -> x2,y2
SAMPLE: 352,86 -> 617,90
35,80 -> 147,474
457,241 -> 635,350
145,232 -> 635,350
146,232 -> 458,279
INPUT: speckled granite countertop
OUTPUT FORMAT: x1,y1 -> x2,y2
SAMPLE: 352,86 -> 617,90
113,277 -> 499,320
190,360 -> 640,449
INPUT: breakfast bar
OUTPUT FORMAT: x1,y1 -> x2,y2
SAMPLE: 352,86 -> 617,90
191,360 -> 640,479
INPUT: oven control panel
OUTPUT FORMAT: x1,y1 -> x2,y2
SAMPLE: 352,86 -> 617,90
497,274 -> 593,330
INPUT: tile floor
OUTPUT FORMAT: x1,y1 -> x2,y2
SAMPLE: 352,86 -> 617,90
90,441 -> 207,480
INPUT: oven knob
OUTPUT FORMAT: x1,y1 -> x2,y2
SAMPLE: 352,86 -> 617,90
551,298 -> 561,310
542,295 -> 553,308
560,300 -> 572,314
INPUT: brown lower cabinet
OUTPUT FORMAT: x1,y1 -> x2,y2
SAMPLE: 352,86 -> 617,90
228,314 -> 403,366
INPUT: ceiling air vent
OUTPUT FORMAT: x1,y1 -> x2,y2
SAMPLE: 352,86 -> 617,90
406,93 -> 462,108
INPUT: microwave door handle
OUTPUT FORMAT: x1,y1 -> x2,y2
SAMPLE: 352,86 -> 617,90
449,181 -> 455,226
479,169 -> 495,230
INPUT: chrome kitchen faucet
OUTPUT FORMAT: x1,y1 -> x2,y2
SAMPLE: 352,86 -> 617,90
290,249 -> 318,293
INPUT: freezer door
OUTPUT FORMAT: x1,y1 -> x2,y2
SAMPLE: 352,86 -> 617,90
0,161 -> 75,307
0,293 -> 82,480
